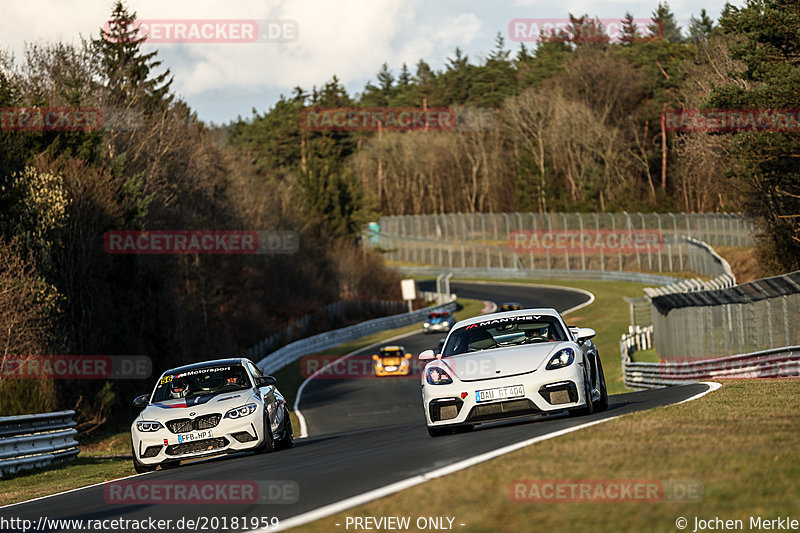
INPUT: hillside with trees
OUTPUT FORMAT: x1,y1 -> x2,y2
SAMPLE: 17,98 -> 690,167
0,2 -> 398,424
229,1 -> 799,273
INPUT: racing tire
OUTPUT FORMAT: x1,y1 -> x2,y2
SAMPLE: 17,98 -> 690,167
572,363 -> 595,416
592,355 -> 609,412
254,411 -> 275,454
131,443 -> 156,474
277,406 -> 294,449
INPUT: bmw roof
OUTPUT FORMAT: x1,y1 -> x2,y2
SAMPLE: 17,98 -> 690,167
158,357 -> 252,377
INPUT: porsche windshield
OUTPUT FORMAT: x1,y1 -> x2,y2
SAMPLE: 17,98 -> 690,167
151,365 -> 252,402
443,315 -> 568,357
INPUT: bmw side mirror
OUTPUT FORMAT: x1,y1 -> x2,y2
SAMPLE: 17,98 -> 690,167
133,394 -> 149,407
256,375 -> 277,387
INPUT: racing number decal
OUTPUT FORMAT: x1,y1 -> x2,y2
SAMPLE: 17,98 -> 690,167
160,375 -> 174,385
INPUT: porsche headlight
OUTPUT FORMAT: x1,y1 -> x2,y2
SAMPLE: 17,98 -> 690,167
136,421 -> 163,432
424,322 -> 430,327
546,347 -> 575,370
426,367 -> 453,385
224,403 -> 257,419
441,321 -> 449,327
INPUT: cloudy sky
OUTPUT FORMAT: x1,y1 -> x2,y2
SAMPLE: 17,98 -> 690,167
0,0 -> 742,125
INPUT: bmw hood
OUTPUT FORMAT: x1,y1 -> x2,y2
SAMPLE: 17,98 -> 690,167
438,342 -> 571,381
138,390 -> 256,421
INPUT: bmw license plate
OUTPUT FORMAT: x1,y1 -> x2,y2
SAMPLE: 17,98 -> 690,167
475,385 -> 524,403
177,430 -> 212,443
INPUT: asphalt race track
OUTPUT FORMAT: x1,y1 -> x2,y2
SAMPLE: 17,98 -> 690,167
0,281 -> 714,532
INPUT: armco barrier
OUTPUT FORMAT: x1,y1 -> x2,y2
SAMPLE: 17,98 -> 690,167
255,297 -> 457,375
623,346 -> 800,389
0,410 -> 79,477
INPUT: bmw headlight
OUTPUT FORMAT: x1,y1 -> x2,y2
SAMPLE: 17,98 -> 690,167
546,347 -> 575,370
136,421 -> 163,432
426,367 -> 453,385
224,403 -> 257,419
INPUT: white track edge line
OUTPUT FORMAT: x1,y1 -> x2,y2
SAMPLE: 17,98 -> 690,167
292,329 -> 422,439
0,472 -> 147,509
267,381 -> 720,532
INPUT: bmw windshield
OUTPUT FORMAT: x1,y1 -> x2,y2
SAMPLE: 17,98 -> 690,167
151,365 -> 252,402
443,315 -> 568,357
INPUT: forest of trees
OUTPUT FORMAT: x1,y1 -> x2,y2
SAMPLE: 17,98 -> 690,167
229,1 -> 799,273
0,2 -> 398,423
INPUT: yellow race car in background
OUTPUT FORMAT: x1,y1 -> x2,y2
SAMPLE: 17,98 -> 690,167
372,345 -> 413,376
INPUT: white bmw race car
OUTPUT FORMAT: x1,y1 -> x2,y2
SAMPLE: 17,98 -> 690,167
418,308 -> 608,437
130,358 -> 293,472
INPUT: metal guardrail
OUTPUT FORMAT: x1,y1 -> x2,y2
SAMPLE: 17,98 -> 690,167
248,300 -> 409,359
623,346 -> 800,389
390,266 -> 682,286
255,297 -> 457,375
0,410 -> 79,478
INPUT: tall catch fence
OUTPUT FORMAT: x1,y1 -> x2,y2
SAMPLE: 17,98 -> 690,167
374,212 -> 744,278
651,271 -> 800,360
380,212 -> 752,248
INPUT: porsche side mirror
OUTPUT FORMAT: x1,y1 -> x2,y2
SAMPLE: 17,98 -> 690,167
576,327 -> 596,342
133,394 -> 149,407
372,354 -> 380,361
405,353 -> 413,359
419,350 -> 435,361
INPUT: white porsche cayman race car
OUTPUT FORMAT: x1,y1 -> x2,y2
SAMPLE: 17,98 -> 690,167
418,308 -> 608,437
130,358 -> 293,472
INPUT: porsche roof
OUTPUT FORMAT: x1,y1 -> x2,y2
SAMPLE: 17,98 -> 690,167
453,308 -> 561,329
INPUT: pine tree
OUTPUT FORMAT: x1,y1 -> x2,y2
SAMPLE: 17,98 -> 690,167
470,33 -> 517,107
620,12 -> 640,45
92,0 -> 173,111
689,9 -> 715,42
649,1 -> 684,43
710,1 -> 800,272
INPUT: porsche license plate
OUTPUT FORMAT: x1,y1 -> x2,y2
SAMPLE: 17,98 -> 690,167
475,385 -> 524,403
177,430 -> 212,443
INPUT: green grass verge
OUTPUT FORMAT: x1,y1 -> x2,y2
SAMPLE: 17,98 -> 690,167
293,379 -> 800,533
632,347 -> 660,363
0,457 -> 133,506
